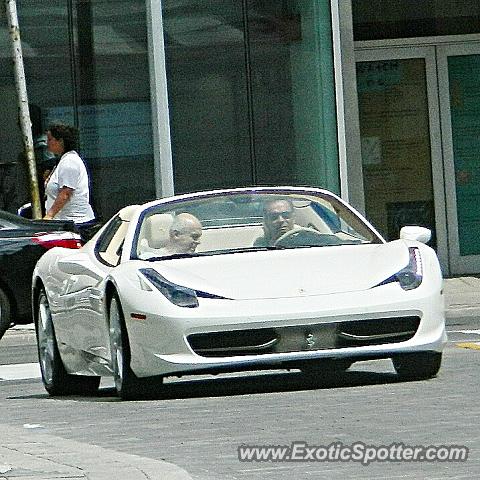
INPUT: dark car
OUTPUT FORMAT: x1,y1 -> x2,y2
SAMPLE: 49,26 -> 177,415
0,210 -> 82,339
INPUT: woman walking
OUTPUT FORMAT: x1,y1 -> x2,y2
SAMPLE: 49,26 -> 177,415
44,122 -> 96,241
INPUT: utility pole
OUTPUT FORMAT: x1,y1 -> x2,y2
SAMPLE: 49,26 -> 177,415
4,0 -> 42,219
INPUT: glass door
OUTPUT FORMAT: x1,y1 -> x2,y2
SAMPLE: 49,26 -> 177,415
438,42 -> 480,274
355,47 -> 448,271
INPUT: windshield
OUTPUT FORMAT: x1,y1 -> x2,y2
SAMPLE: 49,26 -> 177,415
132,191 -> 383,260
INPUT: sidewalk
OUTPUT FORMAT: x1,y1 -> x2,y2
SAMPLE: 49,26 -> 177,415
443,276 -> 480,325
0,424 -> 193,480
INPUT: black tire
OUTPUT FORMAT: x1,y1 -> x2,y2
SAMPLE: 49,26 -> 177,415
0,288 -> 12,341
109,293 -> 162,400
36,288 -> 100,395
392,352 -> 442,380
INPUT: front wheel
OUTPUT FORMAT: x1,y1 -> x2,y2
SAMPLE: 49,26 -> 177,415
392,352 -> 442,380
36,288 -> 100,395
109,293 -> 163,400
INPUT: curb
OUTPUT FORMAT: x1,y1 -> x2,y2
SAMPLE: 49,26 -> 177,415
2,423 -> 193,480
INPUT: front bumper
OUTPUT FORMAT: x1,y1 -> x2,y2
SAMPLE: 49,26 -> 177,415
125,282 -> 446,378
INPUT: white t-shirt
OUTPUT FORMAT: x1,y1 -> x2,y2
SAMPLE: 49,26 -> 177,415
45,151 -> 95,223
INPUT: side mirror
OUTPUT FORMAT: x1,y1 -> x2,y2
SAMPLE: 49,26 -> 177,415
399,226 -> 431,244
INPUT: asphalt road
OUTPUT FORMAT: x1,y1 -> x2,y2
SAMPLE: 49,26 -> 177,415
0,324 -> 479,479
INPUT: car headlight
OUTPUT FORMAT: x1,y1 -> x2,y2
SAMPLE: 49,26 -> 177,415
139,268 -> 199,307
139,268 -> 230,308
376,247 -> 423,291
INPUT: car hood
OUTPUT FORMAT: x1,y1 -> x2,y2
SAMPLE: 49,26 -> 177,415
148,240 -> 410,300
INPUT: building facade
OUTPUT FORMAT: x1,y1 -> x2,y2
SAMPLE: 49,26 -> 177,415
1,1 -> 480,276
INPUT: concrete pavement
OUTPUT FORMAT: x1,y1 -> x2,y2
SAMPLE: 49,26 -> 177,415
1,275 -> 479,479
443,276 -> 480,324
0,423 -> 193,480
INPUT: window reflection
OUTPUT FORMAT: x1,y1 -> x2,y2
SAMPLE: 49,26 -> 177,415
163,0 -> 339,194
2,1 -> 155,221
73,1 -> 154,220
0,1 -> 71,213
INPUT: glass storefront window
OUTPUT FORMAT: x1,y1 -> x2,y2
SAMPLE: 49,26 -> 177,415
0,1 -> 72,213
356,58 -> 436,245
162,0 -> 339,194
3,0 -> 338,220
7,1 -> 154,221
71,0 -> 154,220
162,1 -> 251,193
448,54 -> 480,256
248,1 -> 338,191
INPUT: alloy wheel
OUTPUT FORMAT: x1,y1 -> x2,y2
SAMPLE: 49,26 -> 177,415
109,296 -> 125,390
37,293 -> 55,385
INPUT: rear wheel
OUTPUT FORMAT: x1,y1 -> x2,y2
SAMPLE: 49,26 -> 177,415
392,352 -> 442,380
109,293 -> 162,400
0,288 -> 12,340
36,288 -> 100,395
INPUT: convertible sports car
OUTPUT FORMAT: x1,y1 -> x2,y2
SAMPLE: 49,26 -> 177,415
32,187 -> 446,399
0,210 -> 81,339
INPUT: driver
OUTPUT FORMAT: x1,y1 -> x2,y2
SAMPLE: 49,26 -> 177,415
254,199 -> 295,247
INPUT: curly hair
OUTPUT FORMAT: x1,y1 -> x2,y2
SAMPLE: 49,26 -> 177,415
47,123 -> 79,153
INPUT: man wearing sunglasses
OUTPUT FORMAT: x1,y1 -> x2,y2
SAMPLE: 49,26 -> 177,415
254,198 -> 295,247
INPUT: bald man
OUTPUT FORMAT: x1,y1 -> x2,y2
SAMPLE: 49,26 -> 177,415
163,213 -> 202,254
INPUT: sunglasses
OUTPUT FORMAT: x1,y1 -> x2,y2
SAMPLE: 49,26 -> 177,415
266,210 -> 293,221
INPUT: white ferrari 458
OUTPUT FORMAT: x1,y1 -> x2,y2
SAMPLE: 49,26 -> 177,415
32,187 -> 446,399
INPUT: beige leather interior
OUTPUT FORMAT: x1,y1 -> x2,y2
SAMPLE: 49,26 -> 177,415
138,213 -> 175,256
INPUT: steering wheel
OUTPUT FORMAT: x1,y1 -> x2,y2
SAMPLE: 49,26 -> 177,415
274,227 -> 327,247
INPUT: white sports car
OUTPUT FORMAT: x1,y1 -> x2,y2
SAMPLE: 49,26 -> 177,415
32,187 -> 446,399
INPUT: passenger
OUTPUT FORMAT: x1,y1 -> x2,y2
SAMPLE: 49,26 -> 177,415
254,199 -> 295,247
162,213 -> 202,254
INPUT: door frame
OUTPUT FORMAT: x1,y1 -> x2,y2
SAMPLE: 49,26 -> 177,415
354,46 -> 449,274
437,41 -> 480,274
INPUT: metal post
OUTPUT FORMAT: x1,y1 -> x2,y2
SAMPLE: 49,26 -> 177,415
146,0 -> 175,198
4,0 -> 42,219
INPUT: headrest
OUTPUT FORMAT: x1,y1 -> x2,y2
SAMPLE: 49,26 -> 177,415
118,204 -> 141,221
143,213 -> 174,249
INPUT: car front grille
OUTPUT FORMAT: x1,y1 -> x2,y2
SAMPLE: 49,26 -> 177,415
186,316 -> 421,358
